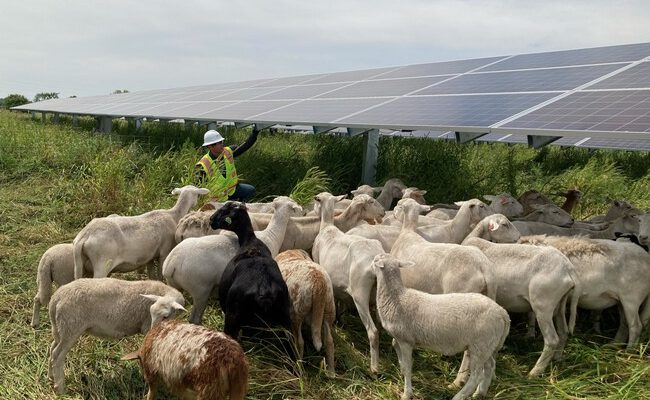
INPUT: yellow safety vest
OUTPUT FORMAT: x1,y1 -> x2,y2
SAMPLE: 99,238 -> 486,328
196,147 -> 238,201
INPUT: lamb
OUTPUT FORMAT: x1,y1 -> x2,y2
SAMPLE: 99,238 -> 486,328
462,234 -> 581,376
390,198 -> 497,387
275,249 -> 336,375
519,235 -> 650,347
426,193 -> 523,221
209,202 -> 292,343
401,187 -> 427,204
122,320 -> 249,400
73,185 -> 209,279
512,203 -> 574,226
31,244 -> 91,329
163,196 -> 303,325
47,278 -> 185,394
311,192 -> 386,373
372,253 -> 510,400
461,213 -> 521,244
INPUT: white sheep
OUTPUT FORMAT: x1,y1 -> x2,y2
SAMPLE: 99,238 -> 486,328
73,185 -> 209,280
122,319 -> 249,400
462,233 -> 581,376
47,278 -> 185,394
372,253 -> 510,400
162,196 -> 303,324
275,249 -> 336,376
312,192 -> 386,373
513,211 -> 640,239
519,235 -> 650,348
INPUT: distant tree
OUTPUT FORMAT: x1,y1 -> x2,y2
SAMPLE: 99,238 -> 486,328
33,92 -> 59,102
2,94 -> 30,109
112,89 -> 129,94
69,95 -> 77,98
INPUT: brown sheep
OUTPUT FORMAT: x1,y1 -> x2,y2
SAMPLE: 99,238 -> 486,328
123,319 -> 249,400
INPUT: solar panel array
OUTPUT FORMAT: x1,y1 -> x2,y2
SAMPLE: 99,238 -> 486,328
15,42 -> 650,150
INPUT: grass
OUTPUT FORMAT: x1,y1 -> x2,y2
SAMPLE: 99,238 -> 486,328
1,109 -> 649,399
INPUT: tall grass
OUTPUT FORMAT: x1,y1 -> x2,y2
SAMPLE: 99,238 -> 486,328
1,109 -> 649,400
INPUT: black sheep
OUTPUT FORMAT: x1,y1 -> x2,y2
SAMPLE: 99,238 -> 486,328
210,202 -> 293,341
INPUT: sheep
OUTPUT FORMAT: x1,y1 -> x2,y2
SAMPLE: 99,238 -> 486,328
275,249 -> 336,375
483,193 -> 525,218
163,196 -> 303,325
31,244 -> 91,329
122,319 -> 249,400
312,192 -> 386,373
73,185 -> 210,280
512,203 -> 574,227
372,253 -> 510,400
461,213 -> 521,244
513,211 -> 640,239
209,201 -> 292,344
348,198 -> 491,251
200,200 -> 277,214
401,187 -> 427,204
519,235 -> 650,347
462,234 -> 581,376
518,189 -> 552,215
390,198 -> 497,387
47,278 -> 185,394
588,198 -> 642,223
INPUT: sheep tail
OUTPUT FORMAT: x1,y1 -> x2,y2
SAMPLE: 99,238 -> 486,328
228,356 -> 250,400
310,272 -> 328,352
32,253 -> 53,328
73,233 -> 86,280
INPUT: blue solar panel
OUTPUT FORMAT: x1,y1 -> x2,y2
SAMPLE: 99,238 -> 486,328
198,100 -> 296,120
481,42 -> 650,71
338,93 -> 557,128
255,83 -> 349,100
317,76 -> 451,98
589,61 -> 650,89
304,66 -> 400,84
252,98 -> 389,123
372,57 -> 506,79
414,64 -> 622,95
503,90 -> 650,133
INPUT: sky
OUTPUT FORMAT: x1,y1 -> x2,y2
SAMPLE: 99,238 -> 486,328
2,0 -> 650,100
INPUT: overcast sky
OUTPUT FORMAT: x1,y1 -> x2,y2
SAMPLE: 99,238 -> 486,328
2,0 -> 650,100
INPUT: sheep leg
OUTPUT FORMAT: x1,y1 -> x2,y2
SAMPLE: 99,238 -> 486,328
528,310 -> 559,377
589,310 -> 602,333
188,288 -> 212,325
553,306 -> 568,362
394,340 -> 414,400
349,285 -> 380,373
93,258 -> 113,278
621,302 -> 642,349
51,331 -> 82,394
639,295 -> 650,327
450,351 -> 470,388
322,322 -> 335,377
613,303 -> 629,344
31,297 -> 41,329
474,355 -> 496,398
526,312 -> 537,339
292,318 -> 305,360
145,381 -> 158,400
451,350 -> 483,400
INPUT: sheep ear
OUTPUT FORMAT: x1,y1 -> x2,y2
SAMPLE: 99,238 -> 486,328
171,301 -> 186,312
488,221 -> 500,232
420,205 -> 432,214
454,201 -> 466,206
418,190 -> 427,195
141,294 -> 161,302
335,194 -> 347,202
120,351 -> 140,361
171,188 -> 182,195
372,186 -> 383,193
196,188 -> 210,195
483,195 -> 496,202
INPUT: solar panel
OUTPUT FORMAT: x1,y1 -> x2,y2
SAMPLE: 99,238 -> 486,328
502,90 -> 650,133
337,93 -> 557,128
481,42 -> 650,72
414,64 -> 622,95
14,42 -> 650,151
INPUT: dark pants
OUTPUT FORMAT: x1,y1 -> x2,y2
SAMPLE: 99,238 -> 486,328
228,183 -> 256,202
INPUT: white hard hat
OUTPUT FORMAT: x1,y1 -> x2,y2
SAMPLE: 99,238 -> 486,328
202,130 -> 224,146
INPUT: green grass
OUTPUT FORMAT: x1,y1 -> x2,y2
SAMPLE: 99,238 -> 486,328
1,110 -> 649,399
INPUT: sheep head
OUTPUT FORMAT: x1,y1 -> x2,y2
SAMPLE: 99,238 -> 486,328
209,201 -> 250,232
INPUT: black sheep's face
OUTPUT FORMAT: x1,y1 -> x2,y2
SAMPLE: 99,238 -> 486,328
210,201 -> 247,230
